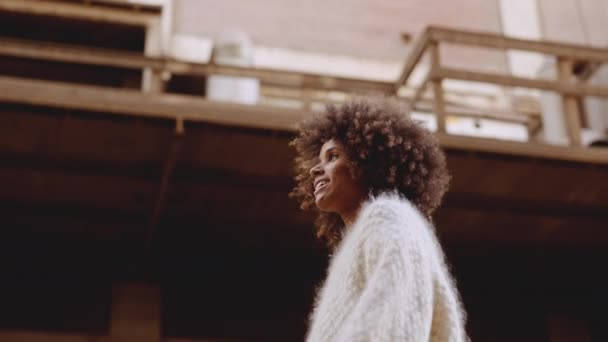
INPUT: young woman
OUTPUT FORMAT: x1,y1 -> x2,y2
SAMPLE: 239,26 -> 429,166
291,98 -> 468,342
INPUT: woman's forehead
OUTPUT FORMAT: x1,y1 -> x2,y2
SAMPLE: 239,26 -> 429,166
319,139 -> 340,155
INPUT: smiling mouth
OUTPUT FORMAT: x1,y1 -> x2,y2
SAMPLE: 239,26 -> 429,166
314,180 -> 329,195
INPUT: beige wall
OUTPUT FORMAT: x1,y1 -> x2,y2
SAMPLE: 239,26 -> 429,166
172,0 -> 508,73
538,0 -> 608,46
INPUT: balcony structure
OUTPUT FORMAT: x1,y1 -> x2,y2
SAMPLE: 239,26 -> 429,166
0,1 -> 607,341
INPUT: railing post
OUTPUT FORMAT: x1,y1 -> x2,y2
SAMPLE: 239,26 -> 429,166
411,72 -> 430,109
557,58 -> 582,146
395,28 -> 432,93
142,19 -> 164,93
302,88 -> 314,111
430,41 -> 447,133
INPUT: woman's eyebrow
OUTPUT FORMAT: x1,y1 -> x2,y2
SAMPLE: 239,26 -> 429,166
320,147 -> 337,159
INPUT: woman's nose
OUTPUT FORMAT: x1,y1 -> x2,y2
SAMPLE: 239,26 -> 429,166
310,163 -> 323,177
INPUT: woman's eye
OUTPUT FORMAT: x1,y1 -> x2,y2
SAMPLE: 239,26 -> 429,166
329,153 -> 338,161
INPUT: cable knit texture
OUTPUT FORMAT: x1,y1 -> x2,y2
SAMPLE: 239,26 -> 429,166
306,193 -> 467,342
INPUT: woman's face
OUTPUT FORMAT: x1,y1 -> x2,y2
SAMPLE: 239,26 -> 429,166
309,139 -> 366,216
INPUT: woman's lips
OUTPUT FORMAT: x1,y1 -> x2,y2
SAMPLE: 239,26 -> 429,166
314,180 -> 329,195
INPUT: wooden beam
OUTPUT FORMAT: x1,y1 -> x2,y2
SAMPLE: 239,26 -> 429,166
438,67 -> 608,98
410,71 -> 431,107
170,62 -> 394,94
438,133 -> 608,165
0,38 -> 393,94
147,127 -> 183,248
83,0 -> 163,12
0,0 -> 158,26
430,42 -> 447,133
428,26 -> 608,63
0,37 -> 165,70
0,76 -> 308,132
558,58 -> 583,146
142,20 -> 164,93
396,27 -> 431,90
0,76 -> 606,165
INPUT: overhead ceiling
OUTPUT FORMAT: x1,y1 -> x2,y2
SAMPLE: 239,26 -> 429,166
173,0 -> 608,77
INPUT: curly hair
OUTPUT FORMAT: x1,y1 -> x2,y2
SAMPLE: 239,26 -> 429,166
290,97 -> 450,248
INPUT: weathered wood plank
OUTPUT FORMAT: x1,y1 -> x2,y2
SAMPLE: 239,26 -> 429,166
438,67 -> 608,98
0,0 -> 158,26
0,38 -> 393,94
0,76 -> 606,164
429,26 -> 608,63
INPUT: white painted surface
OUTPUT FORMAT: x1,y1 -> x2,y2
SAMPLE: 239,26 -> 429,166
498,0 -> 545,78
253,46 -> 402,81
536,57 -> 570,146
537,0 -> 586,44
585,65 -> 608,137
207,30 -> 260,104
412,111 -> 529,142
168,34 -> 213,63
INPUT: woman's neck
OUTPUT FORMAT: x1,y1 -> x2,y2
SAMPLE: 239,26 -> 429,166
339,202 -> 363,229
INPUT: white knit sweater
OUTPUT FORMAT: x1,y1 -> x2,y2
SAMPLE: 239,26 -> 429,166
306,193 -> 467,342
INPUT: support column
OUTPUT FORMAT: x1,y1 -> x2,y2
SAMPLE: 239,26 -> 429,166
147,118 -> 184,248
430,41 -> 446,133
143,19 -> 164,93
110,283 -> 161,342
557,58 -> 582,146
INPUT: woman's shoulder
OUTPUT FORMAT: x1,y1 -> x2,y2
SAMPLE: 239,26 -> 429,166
359,192 -> 426,224
355,191 -> 429,239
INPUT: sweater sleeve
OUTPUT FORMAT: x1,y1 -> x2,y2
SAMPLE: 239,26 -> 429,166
335,199 -> 434,342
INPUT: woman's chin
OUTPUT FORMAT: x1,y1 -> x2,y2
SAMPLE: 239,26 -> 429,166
315,195 -> 331,212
